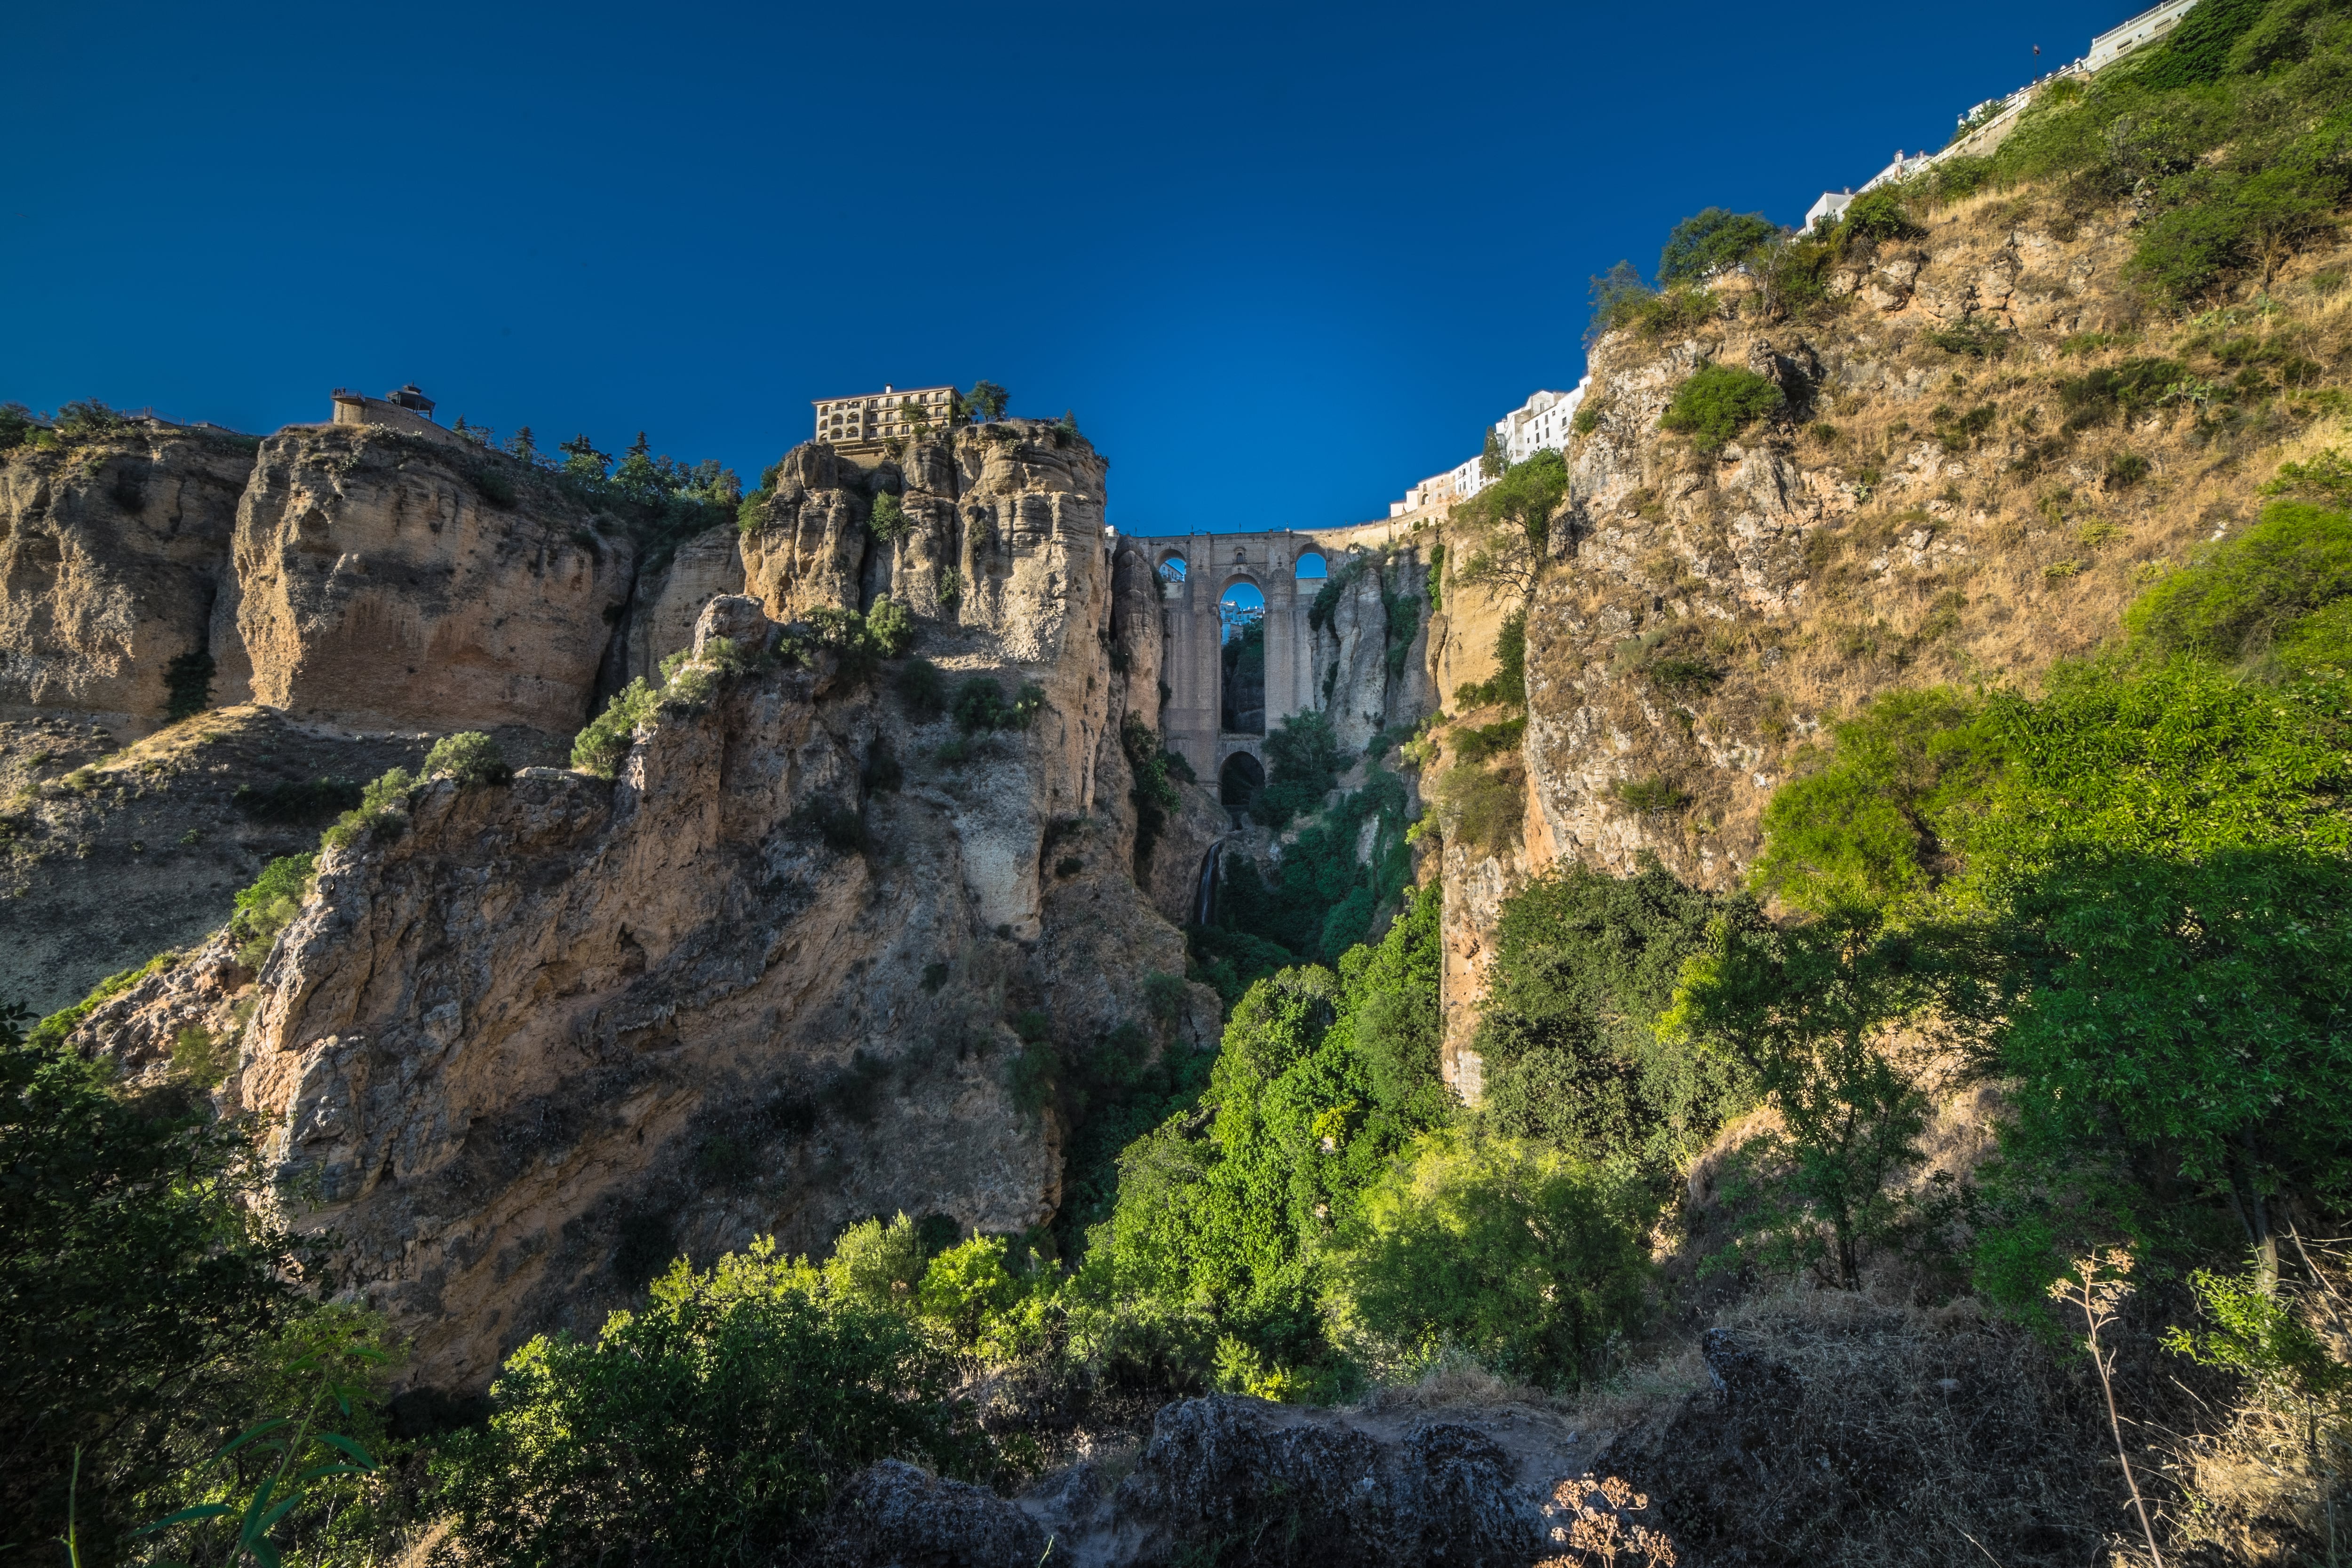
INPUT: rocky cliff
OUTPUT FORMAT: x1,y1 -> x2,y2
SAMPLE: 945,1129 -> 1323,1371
1424,186 -> 2352,1082
52,418 -> 1227,1391
0,422 -> 256,731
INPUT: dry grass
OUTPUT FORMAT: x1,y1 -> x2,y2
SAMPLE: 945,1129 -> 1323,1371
1488,185 -> 2352,891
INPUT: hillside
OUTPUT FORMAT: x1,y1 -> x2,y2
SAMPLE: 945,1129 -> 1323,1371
8,2 -> 2352,1562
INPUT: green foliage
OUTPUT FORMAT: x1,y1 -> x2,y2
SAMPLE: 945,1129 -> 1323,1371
896,657 -> 946,721
2058,358 -> 2185,428
1751,688 -> 2006,916
958,380 -> 1009,422
867,489 -> 910,541
231,777 -> 363,827
1921,317 -> 2010,360
951,675 -> 1045,733
164,650 -> 215,723
1430,755 -> 1523,854
232,853 -> 317,969
2164,1262 -> 2352,1410
1104,906 -> 1451,1388
864,595 -> 913,658
1669,907 -> 1958,1287
1836,189 -> 1923,245
572,679 -> 659,777
2139,0 -> 2273,89
1476,859 -> 1765,1179
318,767 -> 415,852
1984,848 -> 2352,1302
2260,446 -> 2352,508
55,399 -> 135,440
1658,207 -> 1781,284
423,731 -> 510,788
27,952 -> 177,1052
1454,611 -> 1526,707
134,1314 -> 394,1568
1253,709 -> 1344,830
1449,717 -> 1524,767
1452,453 -> 1567,593
2125,501 -> 2352,662
1611,774 -> 1690,815
431,1238 -> 985,1568
1658,363 -> 1784,452
1585,260 -> 1654,342
1122,713 -> 1184,870
0,402 -> 37,450
1330,1137 -> 1650,1389
0,1003 -> 327,1563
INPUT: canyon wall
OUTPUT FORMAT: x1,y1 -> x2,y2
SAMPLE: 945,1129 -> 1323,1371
1425,189 -> 2352,1083
42,418 -> 1234,1390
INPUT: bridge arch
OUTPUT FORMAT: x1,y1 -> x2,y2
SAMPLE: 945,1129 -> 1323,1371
1150,519 -> 1418,780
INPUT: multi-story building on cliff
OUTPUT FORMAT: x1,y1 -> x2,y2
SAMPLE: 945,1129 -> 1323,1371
1387,381 -> 1590,517
329,385 -> 468,450
812,384 -> 956,446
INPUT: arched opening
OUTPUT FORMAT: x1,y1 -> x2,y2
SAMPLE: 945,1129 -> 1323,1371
1218,752 -> 1264,822
1294,550 -> 1327,580
1219,581 -> 1265,734
1157,552 -> 1187,597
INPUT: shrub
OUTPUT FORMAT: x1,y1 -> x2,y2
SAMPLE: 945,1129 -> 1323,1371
1253,710 -> 1345,829
26,952 -> 177,1052
951,676 -> 1045,733
1585,260 -> 1654,343
1454,612 -> 1527,707
1450,717 -> 1524,767
2057,358 -> 2185,428
162,651 -> 213,722
1750,688 -> 2003,915
1658,207 -> 1780,285
424,731 -> 510,787
430,1240 -> 986,1568
896,658 -> 947,720
54,399 -> 133,440
1432,758 -> 1523,851
2125,501 -> 2352,661
231,853 -> 317,967
1123,713 -> 1184,869
865,595 -> 914,657
572,679 -> 659,777
1612,774 -> 1689,814
0,403 -> 36,450
0,1005 -> 329,1563
319,768 -> 415,851
232,776 -> 363,825
867,490 -> 911,542
473,465 -> 518,509
1659,364 -> 1783,451
2261,447 -> 2352,508
1836,189 -> 1922,246
1474,859 -> 1765,1175
1329,1137 -> 1650,1389
1921,316 -> 2009,359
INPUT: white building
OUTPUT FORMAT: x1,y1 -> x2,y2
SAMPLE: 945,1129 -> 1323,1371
1806,189 -> 1856,231
812,383 -> 957,446
2088,0 -> 2200,70
1388,380 -> 1591,517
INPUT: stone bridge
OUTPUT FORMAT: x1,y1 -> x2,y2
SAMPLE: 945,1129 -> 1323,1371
1149,517 -> 1416,798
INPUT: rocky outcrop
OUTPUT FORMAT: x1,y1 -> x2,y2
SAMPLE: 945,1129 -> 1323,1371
815,1460 -> 1045,1568
618,524 -> 746,684
1013,1393 -> 1599,1565
0,707 -> 428,1016
50,427 -> 1216,1393
224,425 -> 634,747
0,422 -> 257,732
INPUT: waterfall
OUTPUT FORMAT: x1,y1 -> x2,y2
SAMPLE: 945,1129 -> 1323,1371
1192,844 -> 1222,927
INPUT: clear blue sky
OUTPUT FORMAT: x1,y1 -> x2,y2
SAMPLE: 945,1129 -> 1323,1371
4,0 -> 2130,536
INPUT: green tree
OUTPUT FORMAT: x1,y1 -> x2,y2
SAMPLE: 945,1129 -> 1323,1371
1477,858 -> 1767,1179
431,1239 -> 986,1568
423,731 -> 509,788
1668,909 -> 1956,1288
1658,363 -> 1783,452
1329,1136 -> 1649,1388
960,381 -> 1009,422
1453,452 -> 1568,596
1252,709 -> 1345,829
0,1004 -> 321,1563
1658,207 -> 1780,285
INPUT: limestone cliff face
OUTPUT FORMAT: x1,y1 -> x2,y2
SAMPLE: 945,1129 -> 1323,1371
70,426 -> 1223,1391
618,525 -> 746,685
224,426 -> 635,748
1430,192 -> 2351,1085
0,423 -> 256,731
